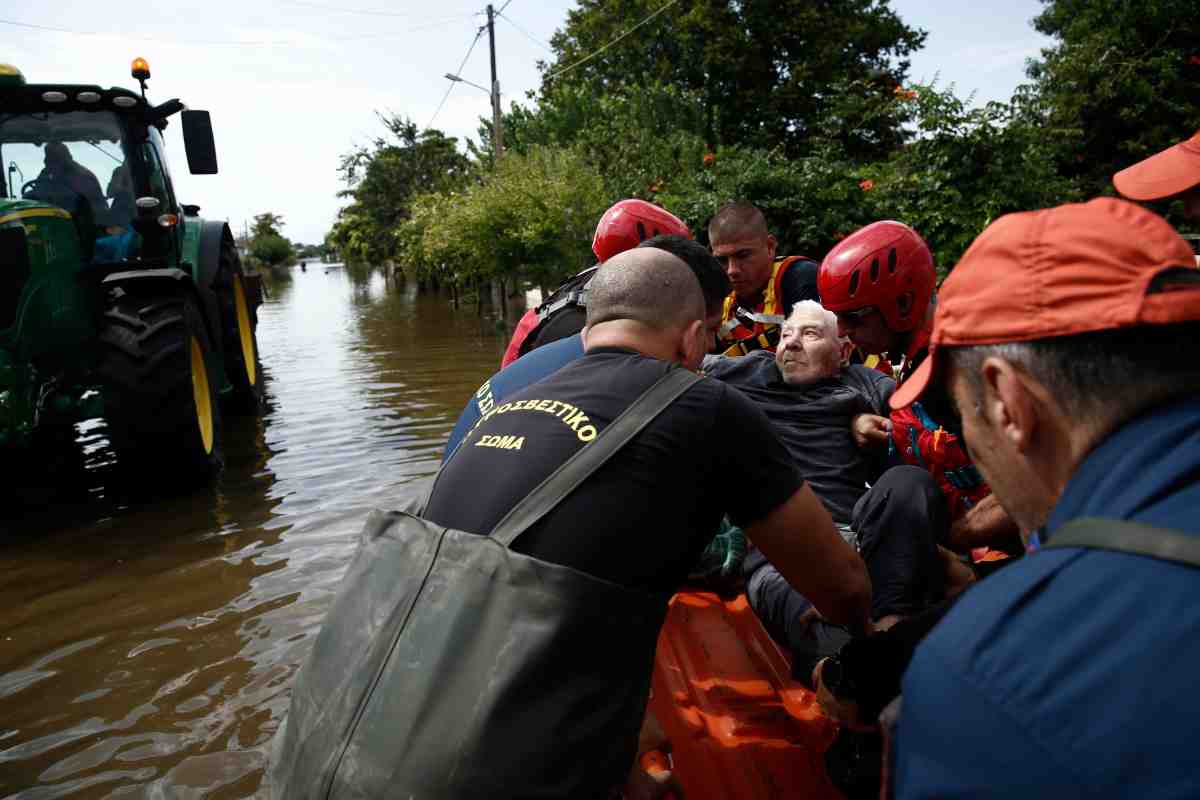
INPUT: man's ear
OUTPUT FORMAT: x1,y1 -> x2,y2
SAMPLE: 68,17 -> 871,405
979,357 -> 1039,453
839,337 -> 853,367
679,318 -> 706,368
766,234 -> 778,260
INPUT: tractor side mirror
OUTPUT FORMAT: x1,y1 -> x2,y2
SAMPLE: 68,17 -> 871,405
181,110 -> 218,174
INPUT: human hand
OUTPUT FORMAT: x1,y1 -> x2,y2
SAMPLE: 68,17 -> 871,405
945,493 -> 1018,553
622,750 -> 683,800
851,413 -> 892,449
637,710 -> 669,756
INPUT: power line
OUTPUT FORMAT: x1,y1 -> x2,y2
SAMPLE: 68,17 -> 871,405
0,14 -> 470,45
427,26 -> 486,131
497,11 -> 552,54
543,0 -> 679,82
0,17 -> 290,44
496,0 -> 514,15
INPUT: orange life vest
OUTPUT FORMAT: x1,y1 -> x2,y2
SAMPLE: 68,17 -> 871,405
717,256 -> 809,357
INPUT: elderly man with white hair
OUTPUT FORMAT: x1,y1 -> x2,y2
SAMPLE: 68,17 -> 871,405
704,301 -> 947,676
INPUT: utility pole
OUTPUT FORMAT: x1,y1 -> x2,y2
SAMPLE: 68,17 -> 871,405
486,4 -> 503,161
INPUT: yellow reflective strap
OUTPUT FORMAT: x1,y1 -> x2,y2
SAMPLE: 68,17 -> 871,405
722,341 -> 749,357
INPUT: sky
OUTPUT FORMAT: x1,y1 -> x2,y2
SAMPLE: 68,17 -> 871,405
3,1 -> 1054,246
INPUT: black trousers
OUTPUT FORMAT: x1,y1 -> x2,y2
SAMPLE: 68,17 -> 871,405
746,466 -> 947,680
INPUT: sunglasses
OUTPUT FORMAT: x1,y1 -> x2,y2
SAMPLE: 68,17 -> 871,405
835,306 -> 878,327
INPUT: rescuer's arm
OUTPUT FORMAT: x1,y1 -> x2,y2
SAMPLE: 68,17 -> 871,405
745,483 -> 872,635
945,493 -> 1020,553
851,412 -> 892,449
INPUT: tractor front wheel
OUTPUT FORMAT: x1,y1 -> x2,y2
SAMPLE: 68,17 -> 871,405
97,290 -> 223,483
217,231 -> 264,414
222,271 -> 265,413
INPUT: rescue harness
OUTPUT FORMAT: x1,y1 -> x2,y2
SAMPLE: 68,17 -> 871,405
717,256 -> 810,357
503,267 -> 598,366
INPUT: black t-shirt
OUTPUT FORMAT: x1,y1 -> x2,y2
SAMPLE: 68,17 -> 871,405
424,348 -> 805,593
703,351 -> 894,525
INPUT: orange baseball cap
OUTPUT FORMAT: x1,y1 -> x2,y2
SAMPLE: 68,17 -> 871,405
1113,131 -> 1200,201
891,197 -> 1200,410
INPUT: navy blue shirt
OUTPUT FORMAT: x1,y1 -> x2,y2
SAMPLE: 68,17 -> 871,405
443,334 -> 585,461
896,397 -> 1200,798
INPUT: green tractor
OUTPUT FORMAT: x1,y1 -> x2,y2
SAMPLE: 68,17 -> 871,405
0,59 -> 264,485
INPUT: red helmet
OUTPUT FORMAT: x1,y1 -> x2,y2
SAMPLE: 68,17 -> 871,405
818,221 -> 935,333
592,199 -> 690,263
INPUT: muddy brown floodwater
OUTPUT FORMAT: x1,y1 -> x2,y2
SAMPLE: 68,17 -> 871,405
0,267 -> 516,798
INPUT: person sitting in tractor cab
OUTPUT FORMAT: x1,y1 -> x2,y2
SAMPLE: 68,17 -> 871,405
105,162 -> 137,231
31,142 -> 108,224
91,161 -> 140,263
817,221 -> 1022,566
709,202 -> 821,357
500,198 -> 692,368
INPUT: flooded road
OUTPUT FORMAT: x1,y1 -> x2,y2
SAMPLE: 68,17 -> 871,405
0,266 -> 513,798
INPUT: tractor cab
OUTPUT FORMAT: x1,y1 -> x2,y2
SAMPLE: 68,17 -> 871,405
0,60 -> 217,269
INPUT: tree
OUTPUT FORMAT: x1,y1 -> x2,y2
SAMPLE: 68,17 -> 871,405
332,115 -> 473,264
250,234 -> 293,267
252,212 -> 285,240
1023,0 -> 1200,213
501,81 -> 709,203
541,0 -> 925,159
402,146 -> 609,293
659,82 -> 1079,271
860,84 -> 1078,271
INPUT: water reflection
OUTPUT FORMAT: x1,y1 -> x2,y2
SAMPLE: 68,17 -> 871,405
0,265 -> 513,797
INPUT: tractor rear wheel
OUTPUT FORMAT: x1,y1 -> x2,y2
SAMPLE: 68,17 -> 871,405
218,235 -> 264,413
97,290 -> 223,482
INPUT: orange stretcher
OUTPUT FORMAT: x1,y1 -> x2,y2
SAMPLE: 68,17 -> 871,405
647,590 -> 844,800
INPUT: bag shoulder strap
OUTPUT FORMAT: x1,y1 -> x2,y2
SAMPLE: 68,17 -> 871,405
489,367 -> 701,547
1044,517 -> 1200,569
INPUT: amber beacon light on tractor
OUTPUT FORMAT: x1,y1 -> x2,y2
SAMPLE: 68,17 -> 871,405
0,59 -> 266,485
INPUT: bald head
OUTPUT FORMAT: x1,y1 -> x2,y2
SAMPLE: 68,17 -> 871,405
708,202 -> 769,245
586,247 -> 705,332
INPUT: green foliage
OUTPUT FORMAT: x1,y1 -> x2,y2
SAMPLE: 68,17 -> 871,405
501,81 -> 710,201
542,0 -> 925,159
1023,0 -> 1200,215
251,212 -> 285,239
330,114 -> 472,265
327,0 -> 1197,295
657,143 -> 863,254
661,82 -> 1079,271
399,146 -> 609,290
294,242 -> 328,260
861,84 -> 1078,271
250,233 -> 294,267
